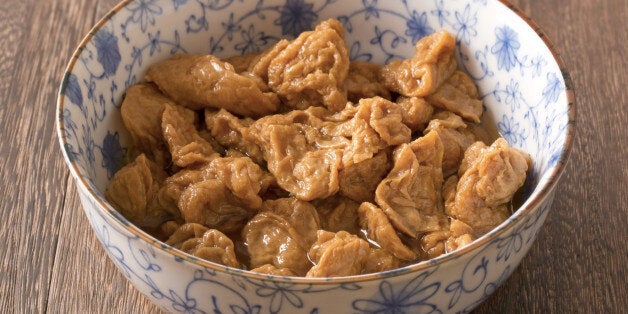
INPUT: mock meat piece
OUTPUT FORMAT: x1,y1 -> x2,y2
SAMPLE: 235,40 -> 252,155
338,150 -> 391,203
458,141 -> 487,175
446,138 -> 531,234
375,130 -> 449,238
380,30 -> 457,97
206,157 -> 274,210
224,51 -> 263,73
157,156 -> 272,232
156,166 -> 206,218
425,112 -> 476,177
248,39 -> 290,81
120,84 -> 172,167
244,108 -> 341,200
344,61 -> 391,103
358,202 -> 417,261
146,54 -> 280,117
242,198 -> 320,276
105,154 -> 169,228
445,218 -> 475,252
312,195 -> 360,234
162,103 -> 219,168
178,179 -> 253,233
165,223 -> 241,268
351,97 -> 412,152
250,264 -> 297,276
107,23 -> 533,276
362,248 -> 400,274
306,230 -> 371,278
395,96 -> 434,132
204,109 -> 265,165
426,70 -> 484,123
262,19 -> 350,111
244,97 -> 410,200
420,230 -> 450,259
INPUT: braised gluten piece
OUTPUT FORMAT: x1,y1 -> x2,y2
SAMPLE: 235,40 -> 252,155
105,19 -> 532,278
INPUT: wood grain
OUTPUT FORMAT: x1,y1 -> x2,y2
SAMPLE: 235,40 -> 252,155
0,0 -> 625,313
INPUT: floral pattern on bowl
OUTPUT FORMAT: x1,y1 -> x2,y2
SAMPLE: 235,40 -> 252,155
57,0 -> 575,313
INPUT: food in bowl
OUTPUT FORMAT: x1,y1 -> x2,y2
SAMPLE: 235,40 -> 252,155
104,18 -> 531,278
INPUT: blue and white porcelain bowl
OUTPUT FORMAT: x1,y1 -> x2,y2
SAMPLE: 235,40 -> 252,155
56,0 -> 575,312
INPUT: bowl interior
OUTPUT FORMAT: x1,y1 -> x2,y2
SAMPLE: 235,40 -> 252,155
57,0 -> 573,266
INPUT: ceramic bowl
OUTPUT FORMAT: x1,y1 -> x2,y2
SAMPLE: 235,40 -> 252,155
56,0 -> 575,312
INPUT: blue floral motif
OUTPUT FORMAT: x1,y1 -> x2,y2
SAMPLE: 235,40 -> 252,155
235,25 -> 275,54
431,0 -> 450,27
172,0 -> 188,10
504,79 -> 524,112
255,281 -> 304,313
370,26 -> 407,63
148,31 -> 162,56
353,270 -> 441,313
123,30 -> 186,88
222,13 -> 242,41
349,41 -> 373,61
100,131 -> 126,179
126,0 -> 163,33
542,72 -> 564,105
276,0 -> 318,37
405,10 -> 434,44
530,55 -> 547,77
453,4 -> 477,45
60,1 -> 572,312
93,28 -> 121,77
495,230 -> 523,262
362,0 -> 380,20
498,114 -> 525,146
64,73 -> 84,111
170,290 -> 200,313
81,124 -> 96,172
337,15 -> 353,33
491,26 -> 520,72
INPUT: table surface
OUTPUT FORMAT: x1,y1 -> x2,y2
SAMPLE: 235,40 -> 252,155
1,0 -> 626,312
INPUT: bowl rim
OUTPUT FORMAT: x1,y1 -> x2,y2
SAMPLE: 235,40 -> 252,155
56,0 -> 576,284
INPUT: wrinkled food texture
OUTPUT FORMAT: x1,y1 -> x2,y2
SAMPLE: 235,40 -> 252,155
375,130 -> 449,237
105,20 -> 534,278
380,30 -> 457,97
306,230 -> 371,277
362,248 -> 400,274
425,111 -> 476,177
206,157 -> 274,209
312,195 -> 361,234
249,264 -> 297,276
243,198 -> 321,276
105,154 -> 169,228
120,84 -> 172,167
426,70 -> 484,123
244,97 -> 410,201
345,61 -> 391,103
204,109 -> 265,165
265,19 -> 350,111
358,202 -> 417,261
446,138 -> 532,235
162,156 -> 272,233
166,223 -> 241,268
338,150 -> 391,203
224,51 -> 263,73
395,96 -> 434,132
162,103 -> 219,167
146,54 -> 280,117
178,179 -> 252,234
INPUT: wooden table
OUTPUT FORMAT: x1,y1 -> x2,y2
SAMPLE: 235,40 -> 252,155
1,0 -> 626,312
